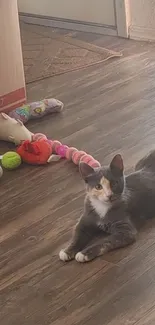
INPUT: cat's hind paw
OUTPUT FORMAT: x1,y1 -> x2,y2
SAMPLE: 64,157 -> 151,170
75,252 -> 89,263
59,249 -> 72,262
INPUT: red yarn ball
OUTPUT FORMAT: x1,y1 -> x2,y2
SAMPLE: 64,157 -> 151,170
17,139 -> 52,165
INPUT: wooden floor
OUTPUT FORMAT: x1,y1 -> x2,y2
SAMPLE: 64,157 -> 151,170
1,27 -> 155,325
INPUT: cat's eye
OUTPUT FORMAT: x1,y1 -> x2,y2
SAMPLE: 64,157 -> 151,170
95,184 -> 103,190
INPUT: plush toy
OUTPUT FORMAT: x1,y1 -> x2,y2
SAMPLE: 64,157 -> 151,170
16,134 -> 100,168
1,152 -> 22,170
0,113 -> 33,145
9,98 -> 64,124
16,139 -> 60,165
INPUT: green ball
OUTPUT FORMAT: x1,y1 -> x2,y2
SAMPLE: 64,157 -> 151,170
2,151 -> 22,170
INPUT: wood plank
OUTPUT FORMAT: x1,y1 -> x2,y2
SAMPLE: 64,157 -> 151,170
1,25 -> 155,325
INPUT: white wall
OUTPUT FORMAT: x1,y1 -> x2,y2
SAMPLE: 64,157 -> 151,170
18,0 -> 116,26
129,0 -> 155,41
0,0 -> 25,99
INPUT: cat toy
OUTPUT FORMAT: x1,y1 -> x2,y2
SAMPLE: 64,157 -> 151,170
0,97 -> 63,145
9,98 -> 64,124
16,133 -> 101,168
16,138 -> 57,165
0,152 -> 21,170
51,141 -> 100,168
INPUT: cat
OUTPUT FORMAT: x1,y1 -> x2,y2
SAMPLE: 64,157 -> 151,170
59,151 -> 155,263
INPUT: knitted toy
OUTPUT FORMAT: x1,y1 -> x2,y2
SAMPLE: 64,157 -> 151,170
16,138 -> 60,165
16,133 -> 101,168
9,98 -> 64,124
52,141 -> 100,168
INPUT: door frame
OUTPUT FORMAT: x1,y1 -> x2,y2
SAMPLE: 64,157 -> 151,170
114,0 -> 130,38
19,0 -> 129,38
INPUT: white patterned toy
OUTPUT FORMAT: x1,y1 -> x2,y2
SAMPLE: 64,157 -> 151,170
0,113 -> 33,145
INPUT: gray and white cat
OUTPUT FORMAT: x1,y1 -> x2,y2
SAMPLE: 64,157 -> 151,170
59,151 -> 155,263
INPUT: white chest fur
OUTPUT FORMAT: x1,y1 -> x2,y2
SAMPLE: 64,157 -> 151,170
90,197 -> 110,219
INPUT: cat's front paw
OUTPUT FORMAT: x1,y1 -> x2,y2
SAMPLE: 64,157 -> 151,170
59,249 -> 72,262
75,252 -> 89,263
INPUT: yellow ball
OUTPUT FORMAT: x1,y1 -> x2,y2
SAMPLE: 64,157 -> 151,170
2,151 -> 22,170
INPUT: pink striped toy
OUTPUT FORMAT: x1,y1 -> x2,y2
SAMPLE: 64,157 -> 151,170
32,133 -> 101,168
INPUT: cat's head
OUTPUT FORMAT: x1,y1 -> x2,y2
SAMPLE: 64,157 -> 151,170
79,154 -> 124,204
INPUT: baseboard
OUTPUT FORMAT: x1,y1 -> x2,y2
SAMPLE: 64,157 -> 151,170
129,25 -> 155,42
19,13 -> 117,36
0,88 -> 26,113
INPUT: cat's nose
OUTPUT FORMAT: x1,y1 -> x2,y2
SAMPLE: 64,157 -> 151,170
106,193 -> 114,201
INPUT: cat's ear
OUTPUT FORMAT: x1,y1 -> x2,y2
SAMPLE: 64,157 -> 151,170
110,154 -> 124,176
79,162 -> 95,181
